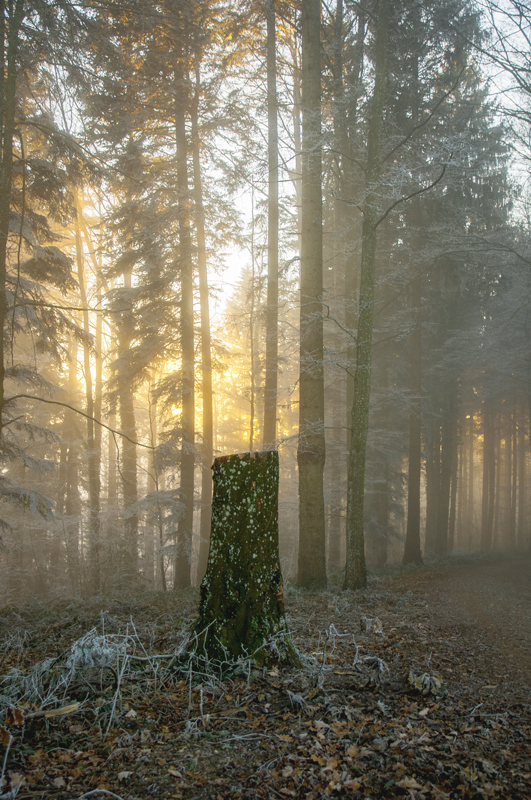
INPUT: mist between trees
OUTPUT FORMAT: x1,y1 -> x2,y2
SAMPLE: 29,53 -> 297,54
1,0 -> 530,602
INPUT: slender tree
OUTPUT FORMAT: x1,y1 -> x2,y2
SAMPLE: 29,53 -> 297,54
344,0 -> 389,590
297,0 -> 327,589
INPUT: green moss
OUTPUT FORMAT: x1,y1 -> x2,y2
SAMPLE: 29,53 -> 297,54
194,451 -> 299,667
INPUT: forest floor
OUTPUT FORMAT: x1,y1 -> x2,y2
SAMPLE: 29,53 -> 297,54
0,553 -> 530,800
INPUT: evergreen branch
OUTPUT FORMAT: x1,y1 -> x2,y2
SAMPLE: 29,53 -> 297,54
4,395 -> 154,450
380,68 -> 466,166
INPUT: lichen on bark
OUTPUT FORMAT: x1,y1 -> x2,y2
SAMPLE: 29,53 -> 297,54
194,450 -> 299,666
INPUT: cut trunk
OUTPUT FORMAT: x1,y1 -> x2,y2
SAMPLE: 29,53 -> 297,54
196,451 -> 298,666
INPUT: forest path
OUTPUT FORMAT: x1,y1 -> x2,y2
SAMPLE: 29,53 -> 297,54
389,554 -> 531,692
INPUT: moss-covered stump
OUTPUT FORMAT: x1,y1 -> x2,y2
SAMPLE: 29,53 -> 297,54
195,450 -> 298,666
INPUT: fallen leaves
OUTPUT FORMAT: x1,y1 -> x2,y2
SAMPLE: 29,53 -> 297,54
1,561 -> 530,799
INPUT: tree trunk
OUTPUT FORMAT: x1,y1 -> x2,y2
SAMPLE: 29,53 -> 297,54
263,0 -> 279,449
448,422 -> 458,552
344,0 -> 389,590
191,67 -> 213,585
517,408 -> 527,550
174,52 -> 195,590
467,413 -> 475,550
425,417 -> 440,554
117,268 -> 138,581
435,401 -> 454,556
510,410 -> 517,548
403,271 -> 423,564
74,191 -> 102,593
297,0 -> 327,589
196,451 -> 298,666
0,0 -> 24,435
480,402 -> 495,551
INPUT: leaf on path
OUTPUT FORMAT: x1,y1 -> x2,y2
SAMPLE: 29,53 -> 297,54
397,777 -> 425,789
6,707 -> 24,727
0,725 -> 11,746
117,771 -> 133,781
360,616 -> 383,634
407,670 -> 444,696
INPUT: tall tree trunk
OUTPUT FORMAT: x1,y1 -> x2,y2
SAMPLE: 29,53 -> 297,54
403,23 -> 423,565
435,400 -> 454,556
448,422 -> 458,552
510,410 -> 517,547
403,269 -> 422,564
344,10 -> 365,450
0,0 -> 24,435
344,0 -> 389,590
467,413 -> 475,550
74,191 -> 101,593
517,408 -> 527,550
297,0 -> 326,589
425,417 -> 440,554
117,266 -> 138,581
263,0 -> 279,449
174,53 -> 195,590
192,67 -> 213,585
480,401 -> 495,551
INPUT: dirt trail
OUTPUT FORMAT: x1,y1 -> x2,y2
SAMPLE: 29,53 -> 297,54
394,554 -> 531,689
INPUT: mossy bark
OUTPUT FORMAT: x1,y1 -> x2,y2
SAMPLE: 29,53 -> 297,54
196,450 -> 298,666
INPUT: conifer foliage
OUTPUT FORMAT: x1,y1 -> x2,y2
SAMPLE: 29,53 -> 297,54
0,0 -> 530,601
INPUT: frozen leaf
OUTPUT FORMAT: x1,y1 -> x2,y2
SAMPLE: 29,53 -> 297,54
168,769 -> 182,778
6,707 -> 24,727
52,777 -> 66,788
419,707 -> 430,717
397,777 -> 425,789
8,773 -> 25,790
360,616 -> 383,634
343,780 -> 362,790
125,709 -> 138,719
0,726 -> 11,746
282,765 -> 294,778
118,771 -> 133,781
407,670 -> 444,696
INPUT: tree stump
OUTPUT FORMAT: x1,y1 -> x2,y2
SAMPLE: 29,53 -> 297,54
195,450 -> 298,666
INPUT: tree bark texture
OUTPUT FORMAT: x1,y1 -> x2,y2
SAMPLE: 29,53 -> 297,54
297,0 -> 327,589
425,417 -> 440,554
196,451 -> 297,665
403,272 -> 423,564
263,0 -> 279,449
0,1 -> 24,435
344,0 -> 388,590
517,409 -> 527,550
435,400 -> 454,556
74,192 -> 102,593
480,402 -> 495,551
192,67 -> 213,585
117,268 -> 138,580
174,52 -> 195,590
